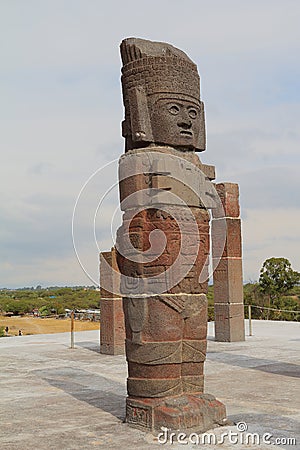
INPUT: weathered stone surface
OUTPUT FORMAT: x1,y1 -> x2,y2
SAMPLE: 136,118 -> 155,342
125,394 -> 227,432
100,248 -> 125,355
214,303 -> 246,342
119,148 -> 216,211
100,248 -> 121,298
212,182 -> 240,218
212,181 -> 245,342
213,258 -> 244,304
122,293 -> 208,401
201,163 -> 216,181
214,303 -> 245,320
117,204 -> 210,296
116,37 -> 228,432
120,38 -> 205,152
211,218 -> 242,258
100,298 -> 125,355
123,295 -> 207,345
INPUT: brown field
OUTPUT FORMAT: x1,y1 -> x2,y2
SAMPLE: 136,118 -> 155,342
0,315 -> 99,336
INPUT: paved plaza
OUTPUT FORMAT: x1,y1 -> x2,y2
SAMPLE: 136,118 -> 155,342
0,320 -> 299,449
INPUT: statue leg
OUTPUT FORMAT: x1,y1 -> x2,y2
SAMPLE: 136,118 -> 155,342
182,294 -> 207,394
123,296 -> 184,398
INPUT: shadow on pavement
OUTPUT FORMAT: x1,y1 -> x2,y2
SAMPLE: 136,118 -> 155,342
34,367 -> 126,420
75,340 -> 101,353
207,353 -> 300,378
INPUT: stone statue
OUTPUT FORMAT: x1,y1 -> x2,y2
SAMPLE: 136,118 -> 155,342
115,37 -> 234,432
120,37 -> 205,152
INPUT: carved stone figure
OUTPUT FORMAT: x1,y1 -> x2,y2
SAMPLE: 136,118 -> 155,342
113,37 -> 242,432
120,38 -> 205,152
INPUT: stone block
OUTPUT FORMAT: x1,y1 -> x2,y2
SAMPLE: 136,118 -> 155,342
214,304 -> 245,342
123,294 -> 207,344
212,182 -> 240,218
200,163 -> 215,181
168,274 -> 208,295
213,258 -> 243,304
214,303 -> 245,320
100,248 -> 125,355
100,248 -> 121,298
119,149 -> 217,210
211,218 -> 242,258
100,298 -> 125,355
125,394 -> 227,432
119,174 -> 150,211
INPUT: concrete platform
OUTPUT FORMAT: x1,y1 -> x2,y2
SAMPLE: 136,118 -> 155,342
0,320 -> 299,449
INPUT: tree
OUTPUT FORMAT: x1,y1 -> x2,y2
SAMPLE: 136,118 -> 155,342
259,257 -> 300,300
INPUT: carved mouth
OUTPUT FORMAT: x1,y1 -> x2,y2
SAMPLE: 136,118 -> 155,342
180,130 -> 193,137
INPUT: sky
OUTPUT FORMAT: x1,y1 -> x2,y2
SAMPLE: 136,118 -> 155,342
1,0 -> 300,288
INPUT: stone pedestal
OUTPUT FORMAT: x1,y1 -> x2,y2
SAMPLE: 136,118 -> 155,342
100,248 -> 125,355
212,183 -> 245,342
126,394 -> 226,433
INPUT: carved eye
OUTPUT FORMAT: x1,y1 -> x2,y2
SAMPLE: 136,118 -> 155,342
168,104 -> 180,115
188,108 -> 198,119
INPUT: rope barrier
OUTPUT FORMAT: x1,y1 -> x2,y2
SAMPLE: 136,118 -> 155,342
247,305 -> 300,314
207,304 -> 299,313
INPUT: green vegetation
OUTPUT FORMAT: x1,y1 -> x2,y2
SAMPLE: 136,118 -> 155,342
259,257 -> 300,300
209,257 -> 300,322
243,282 -> 299,321
0,326 -> 5,337
0,286 -> 100,316
243,257 -> 300,321
1,257 -> 299,322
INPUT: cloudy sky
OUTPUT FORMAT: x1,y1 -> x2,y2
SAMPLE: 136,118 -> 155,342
1,0 -> 299,288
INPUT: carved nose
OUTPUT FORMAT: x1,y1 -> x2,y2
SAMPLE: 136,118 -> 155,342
177,120 -> 192,129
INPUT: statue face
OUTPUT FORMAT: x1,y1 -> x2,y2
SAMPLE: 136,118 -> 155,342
150,98 -> 201,149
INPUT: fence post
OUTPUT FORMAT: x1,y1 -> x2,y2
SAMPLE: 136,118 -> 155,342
70,310 -> 75,349
248,304 -> 252,336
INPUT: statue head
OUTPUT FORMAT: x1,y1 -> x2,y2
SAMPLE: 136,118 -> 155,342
120,38 -> 206,152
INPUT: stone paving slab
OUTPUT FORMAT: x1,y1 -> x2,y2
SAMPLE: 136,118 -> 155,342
0,320 -> 299,449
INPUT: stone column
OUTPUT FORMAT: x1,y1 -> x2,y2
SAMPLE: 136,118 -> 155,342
99,248 -> 125,355
114,36 -> 228,433
212,183 -> 245,342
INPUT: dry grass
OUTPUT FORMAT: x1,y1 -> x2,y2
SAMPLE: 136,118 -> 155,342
0,315 -> 99,336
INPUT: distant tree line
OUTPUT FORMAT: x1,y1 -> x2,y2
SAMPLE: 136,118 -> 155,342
0,258 -> 299,321
0,286 -> 100,316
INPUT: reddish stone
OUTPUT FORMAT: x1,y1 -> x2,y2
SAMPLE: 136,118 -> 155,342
100,298 -> 125,355
213,258 -> 245,342
117,206 -> 210,296
212,218 -> 242,258
100,249 -> 121,298
99,249 -> 125,355
116,38 -> 231,432
125,394 -> 227,432
212,182 -> 240,219
212,183 -> 245,342
119,174 -> 150,210
128,362 -> 182,379
181,362 -> 204,376
213,258 -> 243,304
